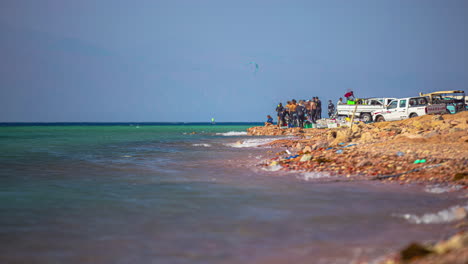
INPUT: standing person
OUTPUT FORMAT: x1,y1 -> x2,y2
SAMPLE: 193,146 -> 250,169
305,100 -> 312,123
315,97 -> 322,121
289,99 -> 298,127
275,103 -> 284,127
284,101 -> 292,127
296,101 -> 306,128
328,100 -> 335,118
309,98 -> 317,124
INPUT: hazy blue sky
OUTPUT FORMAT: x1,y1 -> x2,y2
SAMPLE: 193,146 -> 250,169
1,0 -> 467,122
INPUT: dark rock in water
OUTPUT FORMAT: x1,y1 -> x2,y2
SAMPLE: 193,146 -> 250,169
400,242 -> 433,261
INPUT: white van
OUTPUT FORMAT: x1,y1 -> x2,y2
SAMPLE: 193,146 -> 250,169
372,97 -> 446,122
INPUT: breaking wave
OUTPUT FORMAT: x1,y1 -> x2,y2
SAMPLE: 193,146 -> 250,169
300,172 -> 330,181
216,131 -> 248,136
261,164 -> 283,172
192,143 -> 212,147
424,185 -> 463,194
398,204 -> 468,224
224,138 -> 277,148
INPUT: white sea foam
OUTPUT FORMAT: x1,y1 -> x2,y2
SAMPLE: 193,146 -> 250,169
300,172 -> 330,181
224,138 -> 277,148
192,143 -> 212,147
261,164 -> 283,172
216,131 -> 248,136
398,204 -> 468,224
424,185 -> 463,194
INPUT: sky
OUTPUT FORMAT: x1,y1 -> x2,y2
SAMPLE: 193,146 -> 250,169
1,0 -> 467,122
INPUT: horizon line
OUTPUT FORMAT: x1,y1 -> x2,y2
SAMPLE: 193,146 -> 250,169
0,121 -> 263,126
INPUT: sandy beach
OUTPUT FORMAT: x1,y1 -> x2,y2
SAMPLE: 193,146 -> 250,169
247,111 -> 468,263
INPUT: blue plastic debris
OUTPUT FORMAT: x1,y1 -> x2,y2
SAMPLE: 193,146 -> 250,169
336,149 -> 343,154
397,151 -> 405,157
285,155 -> 299,160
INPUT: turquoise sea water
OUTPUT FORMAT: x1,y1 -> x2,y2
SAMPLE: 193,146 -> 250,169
0,124 -> 465,263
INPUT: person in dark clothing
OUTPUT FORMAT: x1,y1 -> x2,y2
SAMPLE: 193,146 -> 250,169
315,97 -> 322,121
328,100 -> 335,118
275,103 -> 285,127
296,101 -> 306,128
284,101 -> 292,127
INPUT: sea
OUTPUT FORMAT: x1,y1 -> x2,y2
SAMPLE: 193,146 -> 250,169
0,123 -> 466,264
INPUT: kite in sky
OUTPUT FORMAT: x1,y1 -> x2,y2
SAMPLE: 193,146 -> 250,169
248,62 -> 259,74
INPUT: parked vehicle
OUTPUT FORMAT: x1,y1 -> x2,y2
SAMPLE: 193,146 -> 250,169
372,97 -> 447,122
419,90 -> 466,113
336,97 -> 396,122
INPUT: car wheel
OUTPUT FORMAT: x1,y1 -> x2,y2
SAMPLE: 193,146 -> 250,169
361,113 -> 372,122
409,113 -> 418,118
376,116 -> 385,122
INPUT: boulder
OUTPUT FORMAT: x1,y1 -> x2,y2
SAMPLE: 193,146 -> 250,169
300,154 -> 313,162
433,232 -> 468,255
302,146 -> 313,153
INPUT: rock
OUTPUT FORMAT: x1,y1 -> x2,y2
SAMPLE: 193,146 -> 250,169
357,160 -> 373,167
454,207 -> 467,221
400,243 -> 433,261
454,172 -> 468,181
312,141 -> 329,150
300,154 -> 313,162
433,232 -> 468,255
456,120 -> 468,130
424,130 -> 440,138
302,146 -> 313,153
332,130 -> 351,145
360,132 -> 376,143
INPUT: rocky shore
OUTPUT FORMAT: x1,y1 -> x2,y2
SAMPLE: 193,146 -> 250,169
247,111 -> 468,263
249,111 -> 468,185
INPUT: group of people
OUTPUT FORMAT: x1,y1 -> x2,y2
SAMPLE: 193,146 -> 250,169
265,98 -> 338,127
264,91 -> 356,127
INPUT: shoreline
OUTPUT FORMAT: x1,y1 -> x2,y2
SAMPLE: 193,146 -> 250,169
249,111 -> 467,186
247,111 -> 468,263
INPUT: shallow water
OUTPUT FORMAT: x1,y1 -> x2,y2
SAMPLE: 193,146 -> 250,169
0,125 -> 465,263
